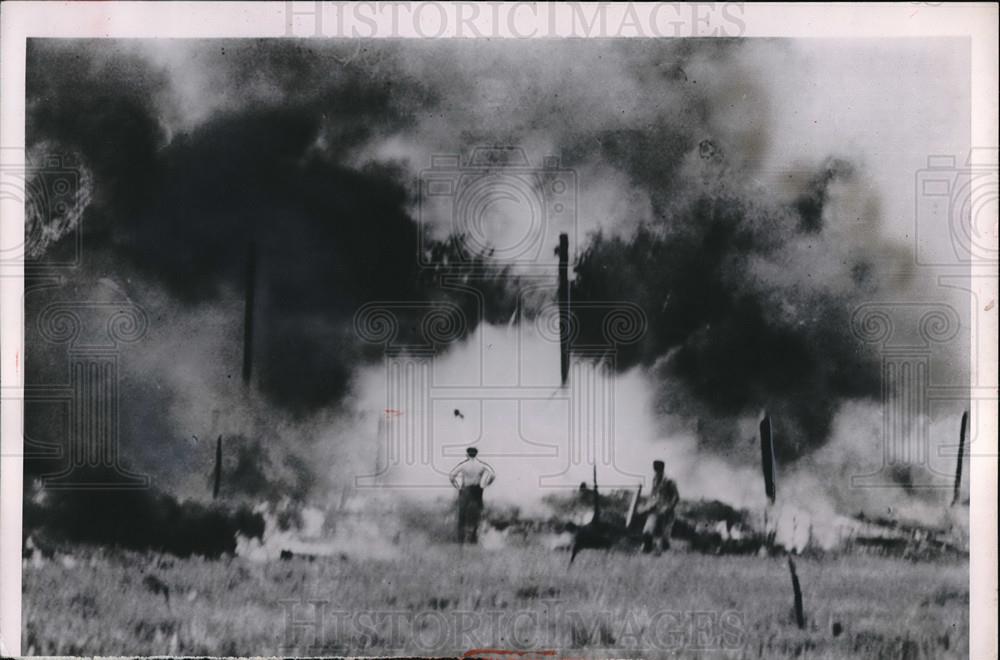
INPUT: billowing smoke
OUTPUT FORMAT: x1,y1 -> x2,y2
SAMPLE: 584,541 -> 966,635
25,40 -> 518,417
23,38 -> 969,548
571,157 -> 887,458
24,40 -> 524,500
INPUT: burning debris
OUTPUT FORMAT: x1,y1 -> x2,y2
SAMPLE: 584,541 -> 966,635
565,467 -> 634,564
23,476 -> 264,559
837,512 -> 968,560
472,465 -> 968,561
235,495 -> 418,562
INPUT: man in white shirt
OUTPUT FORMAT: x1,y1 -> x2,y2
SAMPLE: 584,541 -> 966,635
449,447 -> 496,544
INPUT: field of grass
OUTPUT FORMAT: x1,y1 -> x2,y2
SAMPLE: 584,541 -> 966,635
22,545 -> 967,658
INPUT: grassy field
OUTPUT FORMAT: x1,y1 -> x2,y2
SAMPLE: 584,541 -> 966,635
22,545 -> 967,658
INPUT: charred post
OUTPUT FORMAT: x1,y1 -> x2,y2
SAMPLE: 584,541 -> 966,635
760,413 -> 776,504
952,410 -> 968,506
557,233 -> 570,386
212,435 -> 222,499
626,483 -> 643,530
787,556 -> 806,629
242,240 -> 257,387
568,464 -> 615,566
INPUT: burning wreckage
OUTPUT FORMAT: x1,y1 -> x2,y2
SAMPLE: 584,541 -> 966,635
475,483 -> 969,563
23,411 -> 968,565
22,406 -> 969,565
475,411 -> 969,563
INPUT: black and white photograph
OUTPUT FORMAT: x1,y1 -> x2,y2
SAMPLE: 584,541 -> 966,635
1,3 -> 997,658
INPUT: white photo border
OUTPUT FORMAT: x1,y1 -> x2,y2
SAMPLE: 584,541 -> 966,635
1,2 -> 996,657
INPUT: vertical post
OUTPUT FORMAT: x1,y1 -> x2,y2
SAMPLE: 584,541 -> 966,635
224,240 -> 256,500
759,413 -> 776,504
952,410 -> 968,506
557,233 -> 570,386
242,240 -> 257,387
787,556 -> 805,629
213,435 -> 222,499
626,484 -> 643,529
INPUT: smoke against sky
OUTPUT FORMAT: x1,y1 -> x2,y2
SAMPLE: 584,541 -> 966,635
24,38 -> 971,518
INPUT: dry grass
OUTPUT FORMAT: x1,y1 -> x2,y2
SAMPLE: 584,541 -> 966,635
23,546 -> 967,658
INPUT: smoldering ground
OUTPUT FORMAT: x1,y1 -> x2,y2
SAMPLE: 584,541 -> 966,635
23,38 -> 970,552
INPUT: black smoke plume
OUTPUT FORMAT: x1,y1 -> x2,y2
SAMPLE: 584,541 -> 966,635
25,40 -> 516,418
571,162 -> 885,458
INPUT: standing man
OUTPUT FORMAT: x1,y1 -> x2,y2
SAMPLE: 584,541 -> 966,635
641,460 -> 680,554
449,447 -> 496,544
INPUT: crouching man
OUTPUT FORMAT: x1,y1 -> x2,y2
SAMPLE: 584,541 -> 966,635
449,447 -> 496,544
641,460 -> 680,554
